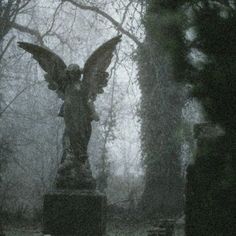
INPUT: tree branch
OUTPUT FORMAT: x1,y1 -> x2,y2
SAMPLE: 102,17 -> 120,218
0,86 -> 28,117
0,82 -> 43,117
0,36 -> 15,61
41,2 -> 63,40
0,17 -> 44,45
62,0 -> 141,46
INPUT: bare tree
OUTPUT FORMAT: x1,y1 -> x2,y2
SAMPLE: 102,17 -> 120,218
0,0 -> 31,57
61,0 -> 142,45
0,0 -> 144,223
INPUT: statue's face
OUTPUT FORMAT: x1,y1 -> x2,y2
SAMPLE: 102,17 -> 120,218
66,64 -> 81,81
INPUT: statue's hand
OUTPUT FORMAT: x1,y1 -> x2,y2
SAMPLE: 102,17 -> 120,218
88,101 -> 99,121
92,112 -> 100,122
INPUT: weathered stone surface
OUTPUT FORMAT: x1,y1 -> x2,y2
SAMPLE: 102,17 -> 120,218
56,158 -> 96,190
43,190 -> 106,236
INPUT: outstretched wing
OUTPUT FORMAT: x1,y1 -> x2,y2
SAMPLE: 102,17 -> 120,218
82,35 -> 122,101
18,42 -> 67,95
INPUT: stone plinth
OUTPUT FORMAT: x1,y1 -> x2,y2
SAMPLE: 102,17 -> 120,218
43,190 -> 106,236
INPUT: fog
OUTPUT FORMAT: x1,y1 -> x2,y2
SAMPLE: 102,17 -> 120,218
2,1 -> 233,236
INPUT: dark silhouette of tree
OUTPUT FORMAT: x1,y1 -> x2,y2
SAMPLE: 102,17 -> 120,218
151,1 -> 236,235
137,0 -> 185,218
182,2 -> 236,235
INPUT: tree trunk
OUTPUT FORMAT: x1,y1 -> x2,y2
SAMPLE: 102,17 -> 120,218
137,1 -> 185,218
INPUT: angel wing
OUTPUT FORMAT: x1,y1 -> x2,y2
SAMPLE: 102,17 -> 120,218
18,42 -> 67,97
82,35 -> 122,101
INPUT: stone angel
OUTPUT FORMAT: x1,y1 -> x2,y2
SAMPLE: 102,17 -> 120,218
18,35 -> 122,190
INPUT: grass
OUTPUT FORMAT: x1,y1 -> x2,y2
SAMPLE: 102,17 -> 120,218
5,223 -> 149,236
6,230 -> 41,236
107,222 -> 148,236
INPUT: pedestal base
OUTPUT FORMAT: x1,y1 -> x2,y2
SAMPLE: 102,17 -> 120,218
43,190 -> 106,236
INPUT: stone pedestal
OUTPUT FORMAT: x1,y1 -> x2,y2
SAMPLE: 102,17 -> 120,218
43,190 -> 106,236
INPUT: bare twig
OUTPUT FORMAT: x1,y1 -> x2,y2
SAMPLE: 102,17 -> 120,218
120,0 -> 134,26
0,17 -> 44,45
62,0 -> 141,46
0,36 -> 15,61
0,81 -> 43,116
42,2 -> 63,40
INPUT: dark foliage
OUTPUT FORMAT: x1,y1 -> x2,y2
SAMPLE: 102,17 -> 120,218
162,1 -> 236,235
190,2 -> 236,132
140,0 -> 236,234
186,136 -> 235,236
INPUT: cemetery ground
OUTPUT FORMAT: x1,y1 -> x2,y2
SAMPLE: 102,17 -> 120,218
2,207 -> 184,235
3,213 -> 149,236
4,222 -> 149,236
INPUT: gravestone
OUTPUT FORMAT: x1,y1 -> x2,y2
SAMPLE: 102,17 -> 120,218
43,190 -> 106,236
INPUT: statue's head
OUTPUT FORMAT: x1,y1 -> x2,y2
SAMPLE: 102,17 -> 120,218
66,64 -> 82,81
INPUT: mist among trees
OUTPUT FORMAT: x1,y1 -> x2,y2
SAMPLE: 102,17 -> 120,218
0,1 -> 235,236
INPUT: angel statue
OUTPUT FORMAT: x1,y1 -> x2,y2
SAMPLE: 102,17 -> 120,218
18,35 -> 121,190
